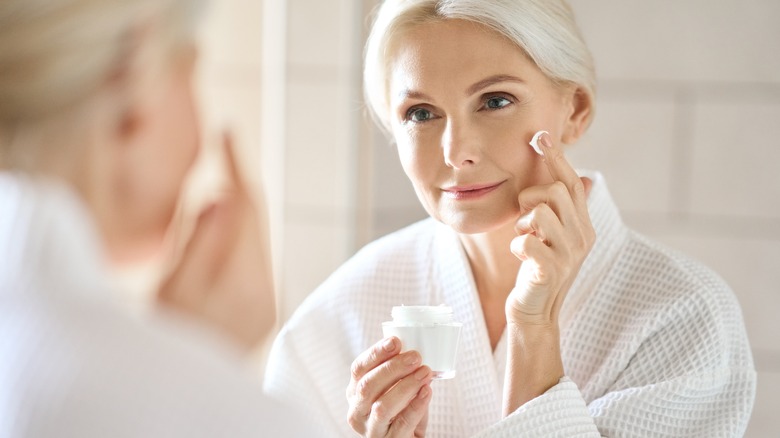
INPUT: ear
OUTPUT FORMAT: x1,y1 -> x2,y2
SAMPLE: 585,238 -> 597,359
561,86 -> 592,145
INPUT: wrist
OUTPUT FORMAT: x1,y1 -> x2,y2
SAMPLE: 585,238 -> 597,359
503,322 -> 564,415
506,319 -> 560,341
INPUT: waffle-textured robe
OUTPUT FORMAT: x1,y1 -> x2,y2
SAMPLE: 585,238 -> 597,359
265,172 -> 756,437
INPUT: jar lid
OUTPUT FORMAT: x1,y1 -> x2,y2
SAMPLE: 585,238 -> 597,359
391,305 -> 453,325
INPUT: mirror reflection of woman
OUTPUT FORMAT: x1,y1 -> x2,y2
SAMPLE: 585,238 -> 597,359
265,1 -> 756,436
0,1 -> 311,435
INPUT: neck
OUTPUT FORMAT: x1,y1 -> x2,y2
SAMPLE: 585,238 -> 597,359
458,221 -> 521,350
458,221 -> 520,300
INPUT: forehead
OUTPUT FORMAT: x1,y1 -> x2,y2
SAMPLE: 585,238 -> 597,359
388,19 -> 539,97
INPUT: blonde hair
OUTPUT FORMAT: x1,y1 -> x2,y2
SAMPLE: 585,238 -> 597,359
0,0 -> 205,168
364,0 -> 596,132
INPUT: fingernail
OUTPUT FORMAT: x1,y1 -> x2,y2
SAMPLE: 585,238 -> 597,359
383,338 -> 396,352
539,131 -> 553,148
414,366 -> 430,381
404,352 -> 421,366
529,130 -> 548,156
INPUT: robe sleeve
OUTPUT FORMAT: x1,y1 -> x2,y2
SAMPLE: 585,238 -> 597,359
474,365 -> 754,438
474,281 -> 756,438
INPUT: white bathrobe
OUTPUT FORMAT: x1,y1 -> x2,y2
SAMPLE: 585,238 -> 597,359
0,173 -> 312,438
265,173 -> 756,437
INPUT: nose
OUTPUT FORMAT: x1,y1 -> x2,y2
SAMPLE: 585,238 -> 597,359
442,120 -> 479,169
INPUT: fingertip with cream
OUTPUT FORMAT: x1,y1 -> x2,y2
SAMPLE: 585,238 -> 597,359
529,130 -> 548,156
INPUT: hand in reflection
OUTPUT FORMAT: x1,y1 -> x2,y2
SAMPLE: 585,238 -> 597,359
157,132 -> 276,351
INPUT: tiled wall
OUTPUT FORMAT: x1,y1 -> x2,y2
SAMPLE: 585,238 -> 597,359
196,0 -> 779,435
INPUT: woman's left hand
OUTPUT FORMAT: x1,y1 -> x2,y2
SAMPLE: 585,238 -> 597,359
502,131 -> 595,413
507,130 -> 595,327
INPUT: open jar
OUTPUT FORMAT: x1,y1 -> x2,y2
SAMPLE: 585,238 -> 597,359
381,305 -> 462,379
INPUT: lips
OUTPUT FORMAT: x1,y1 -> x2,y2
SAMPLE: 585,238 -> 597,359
441,181 -> 505,200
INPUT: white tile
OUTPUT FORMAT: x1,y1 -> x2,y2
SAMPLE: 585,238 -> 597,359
652,235 -> 780,352
287,0 -> 356,69
569,100 -> 677,214
199,0 -> 263,69
744,371 -> 780,438
280,221 -> 352,320
284,79 -> 354,209
689,102 -> 780,219
570,0 -> 780,83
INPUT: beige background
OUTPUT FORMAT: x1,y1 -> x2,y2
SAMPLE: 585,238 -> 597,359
191,0 -> 778,435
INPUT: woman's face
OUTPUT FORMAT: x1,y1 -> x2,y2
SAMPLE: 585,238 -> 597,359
388,19 -> 582,234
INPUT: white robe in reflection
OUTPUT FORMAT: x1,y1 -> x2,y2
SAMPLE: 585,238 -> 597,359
0,173 -> 312,438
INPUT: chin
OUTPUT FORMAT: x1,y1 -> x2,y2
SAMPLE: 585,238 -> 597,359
437,208 -> 518,235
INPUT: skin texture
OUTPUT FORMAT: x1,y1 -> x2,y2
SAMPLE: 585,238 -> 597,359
348,19 -> 595,435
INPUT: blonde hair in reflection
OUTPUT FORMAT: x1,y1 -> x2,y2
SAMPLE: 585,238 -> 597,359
0,0 -> 205,169
363,0 -> 596,133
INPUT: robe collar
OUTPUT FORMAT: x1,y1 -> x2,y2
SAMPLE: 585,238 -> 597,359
428,171 -> 628,433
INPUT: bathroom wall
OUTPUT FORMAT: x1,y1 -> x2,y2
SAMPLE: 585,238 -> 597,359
197,0 -> 778,435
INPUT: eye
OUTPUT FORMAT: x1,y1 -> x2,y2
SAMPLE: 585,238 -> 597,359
483,95 -> 512,110
406,107 -> 435,123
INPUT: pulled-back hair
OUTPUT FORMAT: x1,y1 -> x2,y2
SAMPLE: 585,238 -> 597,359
0,0 -> 205,167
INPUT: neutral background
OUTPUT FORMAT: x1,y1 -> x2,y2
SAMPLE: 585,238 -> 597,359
182,0 -> 779,435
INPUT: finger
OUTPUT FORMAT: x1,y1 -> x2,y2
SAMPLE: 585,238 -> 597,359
535,131 -> 588,215
514,203 -> 564,247
366,366 -> 432,436
510,233 -> 557,268
517,182 -> 581,227
158,202 -> 232,303
221,131 -> 247,193
350,351 -> 423,425
387,384 -> 432,437
413,391 -> 430,438
349,337 -> 401,391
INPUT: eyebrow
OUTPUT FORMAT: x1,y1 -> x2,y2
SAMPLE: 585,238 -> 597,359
396,74 -> 526,101
397,89 -> 433,101
466,74 -> 526,95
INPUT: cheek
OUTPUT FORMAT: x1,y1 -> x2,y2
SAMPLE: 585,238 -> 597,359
166,81 -> 200,173
134,79 -> 199,233
395,136 -> 428,193
393,130 -> 443,212
483,119 -> 553,184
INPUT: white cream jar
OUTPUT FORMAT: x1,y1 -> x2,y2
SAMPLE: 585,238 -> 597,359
382,305 -> 463,379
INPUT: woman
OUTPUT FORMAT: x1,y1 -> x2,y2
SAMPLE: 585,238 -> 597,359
265,0 -> 756,436
0,0 -> 310,436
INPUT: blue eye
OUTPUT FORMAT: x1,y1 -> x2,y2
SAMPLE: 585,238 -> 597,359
485,96 -> 511,110
407,107 -> 434,123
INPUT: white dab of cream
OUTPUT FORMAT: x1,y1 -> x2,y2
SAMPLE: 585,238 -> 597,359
529,130 -> 548,156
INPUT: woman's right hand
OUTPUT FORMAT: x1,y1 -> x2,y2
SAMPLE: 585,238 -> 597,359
347,337 -> 434,437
